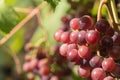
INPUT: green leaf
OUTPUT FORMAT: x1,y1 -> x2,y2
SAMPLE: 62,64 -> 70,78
44,0 -> 61,9
0,7 -> 24,33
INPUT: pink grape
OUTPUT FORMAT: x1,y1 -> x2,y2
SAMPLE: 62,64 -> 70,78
59,44 -> 68,56
91,68 -> 106,80
60,31 -> 70,43
70,31 -> 79,43
79,15 -> 93,30
78,45 -> 92,59
70,18 -> 80,30
85,30 -> 100,44
102,57 -> 116,72
54,30 -> 63,42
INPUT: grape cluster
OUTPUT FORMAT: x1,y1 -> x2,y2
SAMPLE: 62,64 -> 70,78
23,44 -> 71,80
54,15 -> 120,80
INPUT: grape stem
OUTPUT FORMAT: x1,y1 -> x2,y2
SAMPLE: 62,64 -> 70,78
97,0 -> 106,21
97,0 -> 120,32
0,2 -> 47,47
109,0 -> 120,31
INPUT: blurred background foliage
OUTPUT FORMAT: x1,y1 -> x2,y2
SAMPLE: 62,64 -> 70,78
0,0 -> 119,80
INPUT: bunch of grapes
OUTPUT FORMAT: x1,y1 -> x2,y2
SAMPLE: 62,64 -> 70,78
54,15 -> 120,80
23,44 -> 72,80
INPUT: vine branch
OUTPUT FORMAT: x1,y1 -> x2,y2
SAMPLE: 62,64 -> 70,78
0,2 -> 47,46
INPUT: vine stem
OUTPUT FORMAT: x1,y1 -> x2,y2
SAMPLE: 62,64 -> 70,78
5,45 -> 22,74
97,0 -> 106,21
110,0 -> 119,24
109,0 -> 120,31
0,2 -> 47,46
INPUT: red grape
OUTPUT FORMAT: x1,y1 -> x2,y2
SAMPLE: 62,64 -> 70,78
102,57 -> 116,72
89,55 -> 103,68
67,49 -> 80,62
78,30 -> 87,44
85,30 -> 100,44
79,15 -> 93,30
60,31 -> 70,43
70,18 -> 79,30
23,62 -> 32,72
54,30 -> 63,42
70,31 -> 79,43
78,45 -> 92,59
30,59 -> 39,70
91,68 -> 106,80
59,44 -> 68,56
95,19 -> 110,33
39,66 -> 50,75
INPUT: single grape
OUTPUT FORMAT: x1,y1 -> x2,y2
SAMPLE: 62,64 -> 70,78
78,66 -> 91,78
89,55 -> 103,68
70,31 -> 79,43
54,30 -> 63,42
101,36 -> 113,48
39,66 -> 50,76
108,45 -> 120,60
103,76 -> 114,80
78,45 -> 92,59
70,18 -> 79,30
85,30 -> 100,44
77,30 -> 87,44
102,57 -> 116,72
79,15 -> 93,30
95,19 -> 110,33
23,62 -> 32,72
91,68 -> 106,80
59,44 -> 68,56
60,31 -> 70,43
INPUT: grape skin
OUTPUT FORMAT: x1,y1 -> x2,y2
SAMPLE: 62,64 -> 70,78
78,45 -> 92,59
85,30 -> 100,44
91,68 -> 106,80
78,66 -> 91,78
102,58 -> 116,72
79,15 -> 93,30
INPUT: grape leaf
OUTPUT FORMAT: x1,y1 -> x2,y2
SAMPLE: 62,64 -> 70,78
0,7 -> 24,33
44,0 -> 61,9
